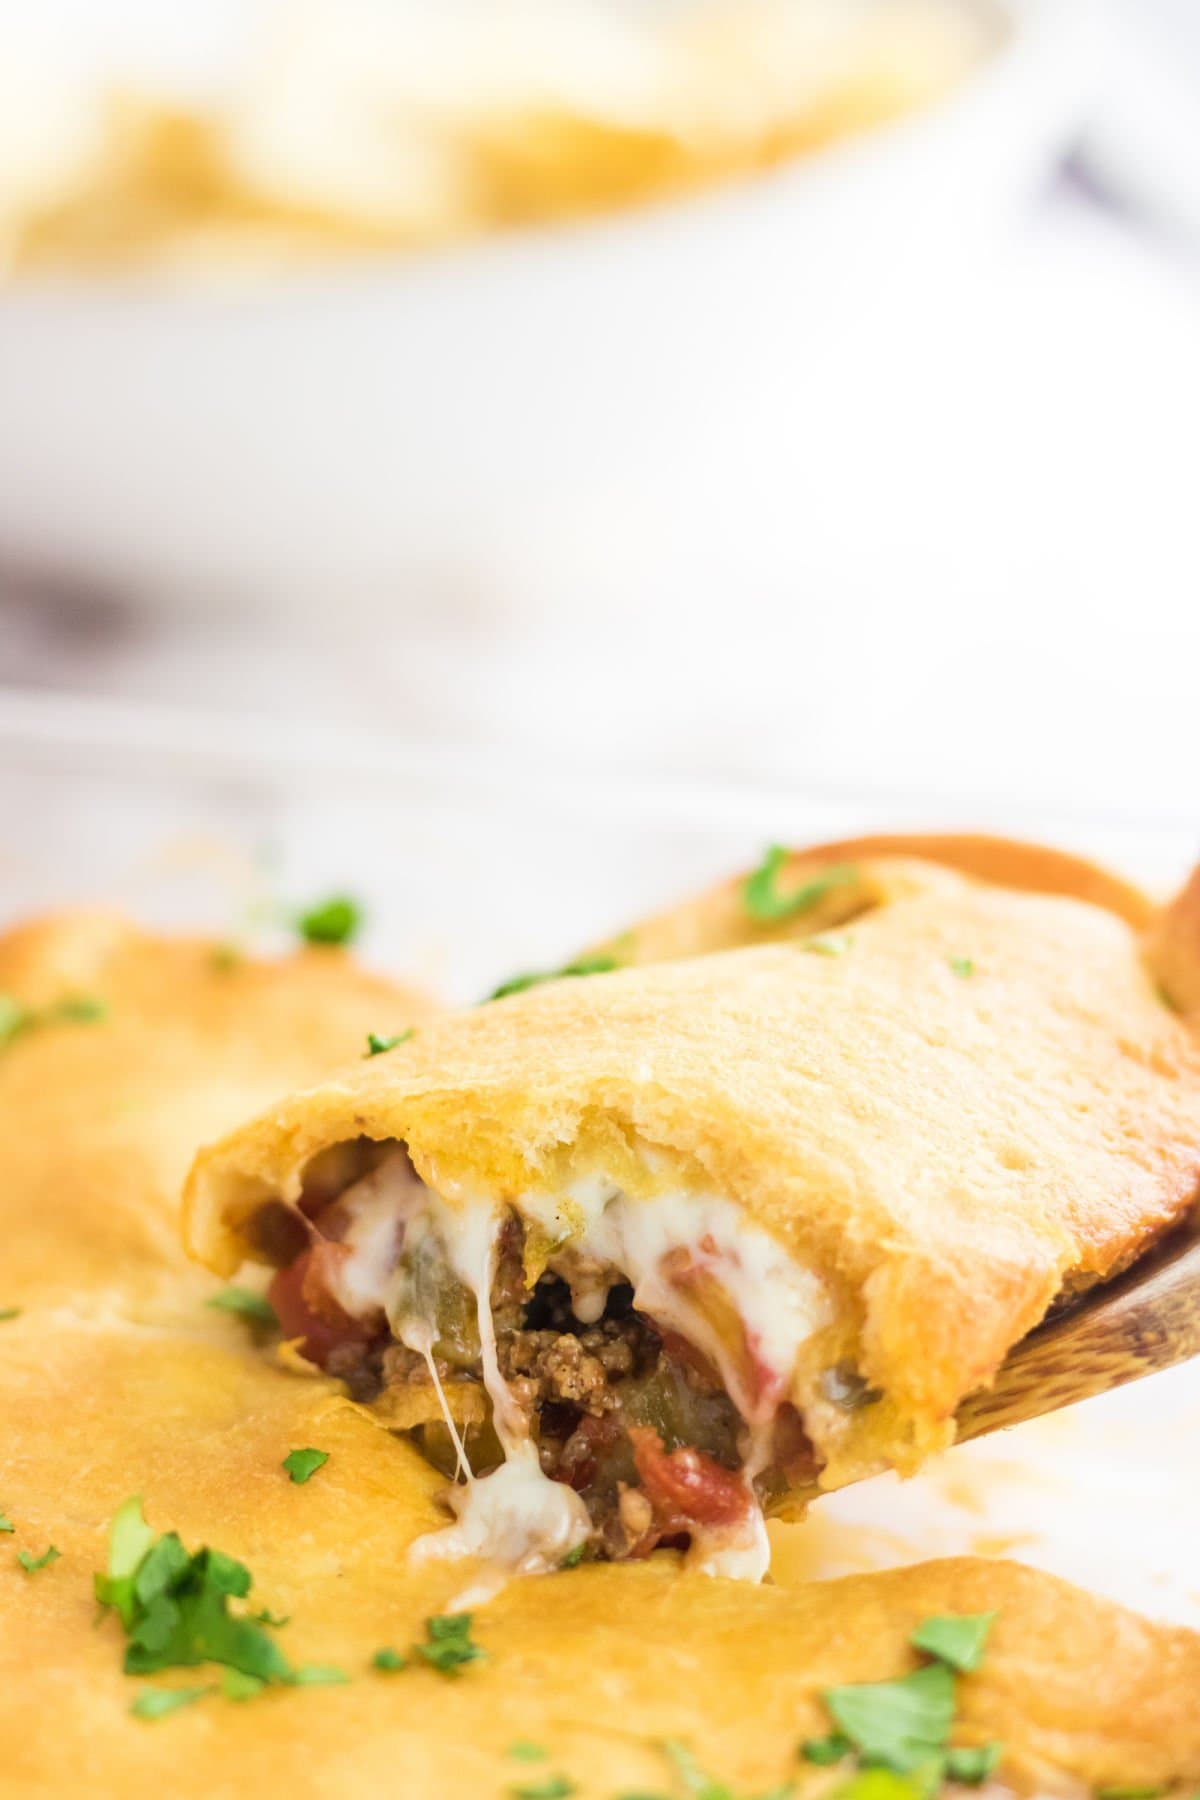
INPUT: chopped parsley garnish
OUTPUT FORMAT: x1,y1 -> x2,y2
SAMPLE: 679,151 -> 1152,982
296,895 -> 363,948
130,1685 -> 209,1720
944,1744 -> 1003,1785
220,1668 -> 265,1702
803,933 -> 853,958
509,1779 -> 575,1800
948,957 -> 975,979
742,849 -> 859,925
95,1497 -> 293,1687
0,995 -> 27,1043
508,1742 -> 549,1762
17,1545 -> 61,1574
0,1307 -> 20,1322
415,1612 -> 485,1675
801,1734 -> 851,1765
0,1512 -> 13,1533
210,943 -> 242,973
660,1738 -> 794,1800
288,1664 -> 349,1686
0,991 -> 108,1048
55,995 -> 108,1022
206,1287 -> 277,1329
486,953 -> 620,1003
909,1613 -> 995,1674
817,1612 -> 1005,1789
1095,1789 -> 1169,1799
249,1608 -> 290,1628
365,1028 -> 414,1057
558,1543 -> 587,1570
282,1447 -> 328,1485
827,1775 -> 938,1800
372,1647 -> 407,1672
823,1663 -> 957,1773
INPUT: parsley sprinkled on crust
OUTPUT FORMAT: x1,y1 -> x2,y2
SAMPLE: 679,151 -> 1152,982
282,1448 -> 328,1485
415,1613 -> 485,1675
96,1497 -> 292,1688
365,1028 -> 414,1057
372,1647 -> 407,1672
486,954 -> 620,1004
816,1612 -> 1004,1789
0,1307 -> 20,1322
0,1512 -> 14,1533
508,1742 -> 549,1762
130,1685 -> 209,1721
0,992 -> 108,1048
17,1545 -> 60,1574
801,1734 -> 851,1765
742,849 -> 859,925
509,1778 -> 575,1800
296,895 -> 363,948
803,933 -> 853,958
206,1287 -> 277,1329
909,1612 -> 995,1674
948,957 -> 975,979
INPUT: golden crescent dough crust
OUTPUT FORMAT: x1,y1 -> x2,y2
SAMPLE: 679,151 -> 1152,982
1,1319 -> 1199,1797
3,906 -> 1200,1792
187,878 -> 1200,1482
0,908 -> 433,1317
587,834 -> 1155,969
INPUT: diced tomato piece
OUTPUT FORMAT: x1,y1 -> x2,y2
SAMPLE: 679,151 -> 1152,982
627,1426 -> 751,1530
268,1246 -> 376,1367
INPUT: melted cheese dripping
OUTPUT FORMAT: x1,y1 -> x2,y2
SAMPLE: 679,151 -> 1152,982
328,1164 -> 831,1587
408,1203 -> 590,1587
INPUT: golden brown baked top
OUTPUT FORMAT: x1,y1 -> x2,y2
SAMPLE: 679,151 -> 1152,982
0,907 -> 432,1316
188,878 -> 1200,1479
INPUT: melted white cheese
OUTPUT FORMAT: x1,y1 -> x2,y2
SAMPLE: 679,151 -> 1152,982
328,1162 -> 831,1586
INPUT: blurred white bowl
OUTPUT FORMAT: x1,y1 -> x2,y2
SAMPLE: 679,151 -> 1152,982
0,0 -> 1090,607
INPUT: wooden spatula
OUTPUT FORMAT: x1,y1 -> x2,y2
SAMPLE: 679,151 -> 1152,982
957,1218 -> 1200,1442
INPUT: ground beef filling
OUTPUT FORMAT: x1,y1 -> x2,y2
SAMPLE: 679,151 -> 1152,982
268,1205 -> 790,1559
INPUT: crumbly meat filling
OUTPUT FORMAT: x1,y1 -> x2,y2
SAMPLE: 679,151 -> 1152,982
261,1150 -> 822,1565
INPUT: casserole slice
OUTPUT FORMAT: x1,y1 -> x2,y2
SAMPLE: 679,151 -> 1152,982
185,864 -> 1200,1583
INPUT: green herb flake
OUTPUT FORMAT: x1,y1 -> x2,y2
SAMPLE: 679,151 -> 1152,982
948,957 -> 975,980
822,1662 -> 957,1775
17,1545 -> 61,1574
221,1668 -> 266,1702
801,1734 -> 851,1765
130,1685 -> 209,1721
0,1512 -> 14,1533
365,1028 -> 414,1057
487,953 -> 619,1004
0,995 -> 31,1043
0,1307 -> 20,1322
210,943 -> 243,974
415,1612 -> 485,1675
282,1447 -> 329,1485
95,1497 -> 293,1687
509,1779 -> 575,1800
206,1287 -> 278,1329
508,1742 -> 549,1762
910,1612 -> 996,1674
287,1664 -> 349,1686
296,895 -> 363,947
944,1743 -> 1003,1785
54,994 -> 108,1023
803,933 -> 853,958
558,1544 -> 587,1570
372,1647 -> 407,1673
828,1773 -> 940,1800
248,1608 -> 290,1628
742,849 -> 860,926
1095,1788 -> 1169,1799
